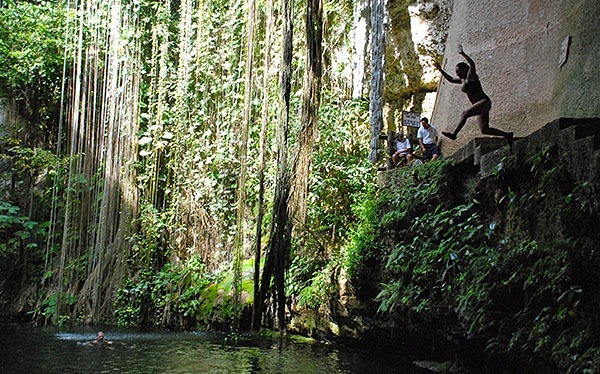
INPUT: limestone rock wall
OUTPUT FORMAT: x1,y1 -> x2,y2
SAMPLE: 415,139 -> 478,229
432,0 -> 600,156
0,99 -> 19,138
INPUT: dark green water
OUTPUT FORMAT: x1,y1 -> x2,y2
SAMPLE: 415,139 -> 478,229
0,323 -> 432,373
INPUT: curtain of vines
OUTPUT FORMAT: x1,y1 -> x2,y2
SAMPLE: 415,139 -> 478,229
48,0 -> 141,323
138,0 -> 248,269
39,0 -> 374,325
1,0 -> 444,328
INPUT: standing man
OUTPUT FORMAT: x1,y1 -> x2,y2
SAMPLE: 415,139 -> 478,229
417,117 -> 439,161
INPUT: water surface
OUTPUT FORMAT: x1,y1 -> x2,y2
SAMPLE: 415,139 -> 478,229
0,323 -> 432,373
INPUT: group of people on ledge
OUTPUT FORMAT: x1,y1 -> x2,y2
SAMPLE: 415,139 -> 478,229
392,44 -> 514,168
392,117 -> 440,168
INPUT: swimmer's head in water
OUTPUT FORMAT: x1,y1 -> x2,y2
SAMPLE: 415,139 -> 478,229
96,332 -> 104,342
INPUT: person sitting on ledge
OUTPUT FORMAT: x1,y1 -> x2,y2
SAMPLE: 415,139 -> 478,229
434,44 -> 513,147
392,131 -> 413,167
417,117 -> 440,161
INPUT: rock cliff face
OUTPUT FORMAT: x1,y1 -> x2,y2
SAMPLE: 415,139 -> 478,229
0,100 -> 19,137
432,0 -> 600,157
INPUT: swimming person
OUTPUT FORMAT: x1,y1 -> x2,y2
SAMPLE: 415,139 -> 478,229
434,44 -> 513,146
91,331 -> 112,345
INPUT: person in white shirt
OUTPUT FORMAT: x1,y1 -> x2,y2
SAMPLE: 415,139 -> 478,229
392,132 -> 413,167
417,117 -> 439,161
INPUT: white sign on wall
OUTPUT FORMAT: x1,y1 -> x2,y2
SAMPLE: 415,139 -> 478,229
558,35 -> 571,67
402,111 -> 421,128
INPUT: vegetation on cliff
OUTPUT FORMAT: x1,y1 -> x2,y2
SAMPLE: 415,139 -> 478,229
355,152 -> 599,373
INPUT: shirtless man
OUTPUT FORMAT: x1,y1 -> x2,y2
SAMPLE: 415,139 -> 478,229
435,45 -> 513,146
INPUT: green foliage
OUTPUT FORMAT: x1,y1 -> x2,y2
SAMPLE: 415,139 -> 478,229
288,251 -> 337,310
287,93 -> 376,317
375,159 -> 477,314
456,236 -> 599,373
338,160 -> 456,299
308,94 -> 374,245
378,202 -> 483,314
0,1 -> 67,320
130,203 -> 168,270
297,268 -> 334,310
114,270 -> 150,327
0,200 -> 45,256
341,186 -> 379,281
0,0 -> 432,334
0,1 -> 63,87
36,292 -> 76,326
373,153 -> 599,373
149,256 -> 214,324
115,256 -> 255,328
0,0 -> 69,141
4,146 -> 58,174
109,0 -> 379,329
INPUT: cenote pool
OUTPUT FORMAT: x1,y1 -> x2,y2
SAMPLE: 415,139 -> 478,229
0,322 -> 434,373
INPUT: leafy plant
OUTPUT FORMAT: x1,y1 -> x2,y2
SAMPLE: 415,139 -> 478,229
341,185 -> 379,281
377,201 -> 484,314
372,150 -> 600,373
115,255 -> 256,328
0,0 -> 69,142
0,200 -> 44,256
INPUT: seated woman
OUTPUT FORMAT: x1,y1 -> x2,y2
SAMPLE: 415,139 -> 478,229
392,132 -> 413,167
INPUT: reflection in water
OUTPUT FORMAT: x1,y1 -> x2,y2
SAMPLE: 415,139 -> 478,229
0,323 -> 431,373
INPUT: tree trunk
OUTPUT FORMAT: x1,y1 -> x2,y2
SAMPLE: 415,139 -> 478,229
233,0 -> 257,329
369,0 -> 385,164
290,0 -> 323,228
258,0 -> 294,332
252,0 -> 275,331
351,0 -> 370,100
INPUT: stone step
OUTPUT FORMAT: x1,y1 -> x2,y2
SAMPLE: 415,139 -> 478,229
574,128 -> 600,151
575,123 -> 600,140
479,146 -> 512,179
452,118 -> 583,167
560,134 -> 598,183
481,134 -> 600,180
515,117 -> 600,160
554,117 -> 600,131
479,120 -> 597,179
452,137 -> 507,166
593,149 -> 600,189
454,117 -> 600,179
559,123 -> 600,144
